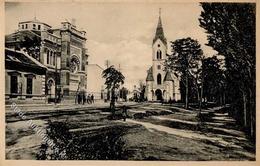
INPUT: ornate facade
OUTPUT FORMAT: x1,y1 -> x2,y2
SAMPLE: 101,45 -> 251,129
5,18 -> 88,102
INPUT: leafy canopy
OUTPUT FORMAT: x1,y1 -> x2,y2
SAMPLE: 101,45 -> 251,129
102,65 -> 125,90
166,37 -> 203,76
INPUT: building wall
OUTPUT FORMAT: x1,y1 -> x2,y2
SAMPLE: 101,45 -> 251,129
5,70 -> 45,99
86,64 -> 105,100
59,27 -> 87,95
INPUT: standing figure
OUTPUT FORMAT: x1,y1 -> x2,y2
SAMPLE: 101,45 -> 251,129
77,92 -> 82,104
91,94 -> 94,103
122,105 -> 128,121
88,94 -> 91,104
83,92 -> 86,105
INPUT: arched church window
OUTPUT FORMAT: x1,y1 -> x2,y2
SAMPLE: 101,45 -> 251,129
157,73 -> 162,85
157,50 -> 162,59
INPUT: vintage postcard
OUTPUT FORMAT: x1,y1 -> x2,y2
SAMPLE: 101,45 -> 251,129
0,0 -> 258,165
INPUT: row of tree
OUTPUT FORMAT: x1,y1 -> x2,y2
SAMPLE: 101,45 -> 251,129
200,3 -> 255,139
165,3 -> 255,139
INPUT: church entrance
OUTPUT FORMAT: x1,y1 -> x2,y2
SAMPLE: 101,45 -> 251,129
155,89 -> 163,101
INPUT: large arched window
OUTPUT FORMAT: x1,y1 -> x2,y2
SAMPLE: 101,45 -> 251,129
157,73 -> 162,85
157,50 -> 162,59
70,55 -> 80,73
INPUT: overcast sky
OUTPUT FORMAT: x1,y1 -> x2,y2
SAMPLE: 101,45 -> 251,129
5,2 -> 217,90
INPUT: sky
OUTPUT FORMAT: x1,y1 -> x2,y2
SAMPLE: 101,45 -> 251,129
5,2 -> 217,90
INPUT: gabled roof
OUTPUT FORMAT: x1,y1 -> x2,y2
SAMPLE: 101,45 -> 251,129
5,48 -> 47,70
164,70 -> 174,82
146,67 -> 154,81
153,15 -> 167,46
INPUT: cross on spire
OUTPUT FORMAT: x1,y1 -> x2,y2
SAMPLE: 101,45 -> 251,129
153,8 -> 167,45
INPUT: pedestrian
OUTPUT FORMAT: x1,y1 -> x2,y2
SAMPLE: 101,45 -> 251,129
77,92 -> 82,104
91,94 -> 94,103
83,92 -> 86,105
122,105 -> 127,121
88,94 -> 91,104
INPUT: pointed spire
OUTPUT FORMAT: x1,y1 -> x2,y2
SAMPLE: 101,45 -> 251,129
153,8 -> 167,45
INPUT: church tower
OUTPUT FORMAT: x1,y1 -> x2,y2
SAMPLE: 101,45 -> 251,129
145,8 -> 181,102
151,8 -> 167,100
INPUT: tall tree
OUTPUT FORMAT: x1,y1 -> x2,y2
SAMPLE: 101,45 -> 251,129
202,56 -> 225,104
165,37 -> 203,109
102,65 -> 125,115
199,3 -> 255,137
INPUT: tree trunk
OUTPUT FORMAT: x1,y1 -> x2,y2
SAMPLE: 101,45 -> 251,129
199,82 -> 203,115
242,91 -> 247,127
185,73 -> 189,109
249,88 -> 254,137
110,88 -> 116,116
223,91 -> 226,106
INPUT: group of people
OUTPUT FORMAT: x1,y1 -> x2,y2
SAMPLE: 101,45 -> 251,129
76,92 -> 95,105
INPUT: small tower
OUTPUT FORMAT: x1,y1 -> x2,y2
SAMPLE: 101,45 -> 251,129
145,67 -> 154,101
163,71 -> 174,101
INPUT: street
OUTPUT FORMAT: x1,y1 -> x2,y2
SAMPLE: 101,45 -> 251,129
5,102 -> 255,160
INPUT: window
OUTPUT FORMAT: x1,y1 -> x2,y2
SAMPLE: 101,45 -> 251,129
157,50 -> 162,59
22,24 -> 24,29
47,50 -> 50,64
25,24 -> 28,29
38,25 -> 41,30
70,56 -> 80,73
158,44 -> 160,47
33,24 -> 36,30
10,75 -> 18,95
157,74 -> 162,85
157,65 -> 161,70
50,51 -> 53,65
53,53 -> 56,66
26,77 -> 33,98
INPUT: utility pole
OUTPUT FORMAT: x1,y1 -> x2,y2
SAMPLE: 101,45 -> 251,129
55,50 -> 57,105
118,64 -> 121,72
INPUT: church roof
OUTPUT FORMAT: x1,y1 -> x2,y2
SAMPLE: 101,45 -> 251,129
153,13 -> 167,46
146,67 -> 154,81
164,70 -> 174,82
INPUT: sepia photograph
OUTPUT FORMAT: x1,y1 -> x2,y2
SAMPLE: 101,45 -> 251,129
2,0 -> 257,163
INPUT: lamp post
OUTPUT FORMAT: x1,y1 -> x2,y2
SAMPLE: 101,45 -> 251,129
54,42 -> 59,105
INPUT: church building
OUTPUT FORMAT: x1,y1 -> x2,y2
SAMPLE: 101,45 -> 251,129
145,10 -> 181,102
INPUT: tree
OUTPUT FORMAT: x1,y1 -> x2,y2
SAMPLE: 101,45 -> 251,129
12,31 -> 41,61
165,37 -> 203,109
202,56 -> 225,104
102,65 -> 125,115
138,80 -> 146,102
199,3 -> 255,138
